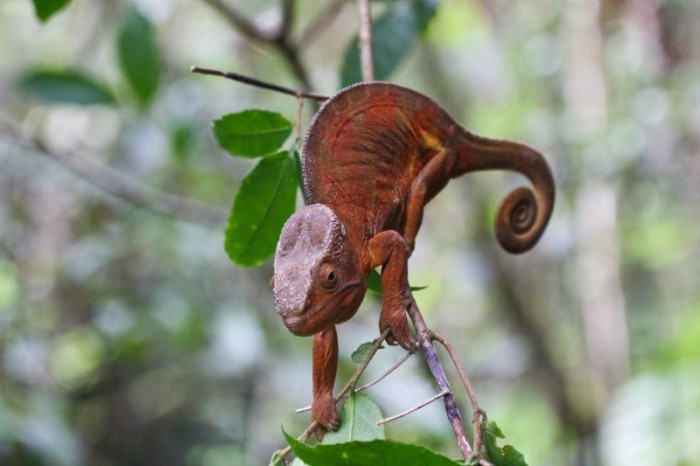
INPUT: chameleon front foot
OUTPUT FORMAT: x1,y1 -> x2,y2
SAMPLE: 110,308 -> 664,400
311,392 -> 340,439
379,296 -> 416,350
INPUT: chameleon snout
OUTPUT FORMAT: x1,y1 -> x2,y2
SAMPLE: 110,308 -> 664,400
278,298 -> 313,333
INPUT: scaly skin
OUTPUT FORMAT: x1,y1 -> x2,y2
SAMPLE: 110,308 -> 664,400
272,82 -> 555,434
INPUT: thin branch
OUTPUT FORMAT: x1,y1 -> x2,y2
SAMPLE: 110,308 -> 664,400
294,405 -> 311,414
199,0 -> 271,43
198,0 -> 314,90
190,66 -> 329,102
295,350 -> 414,414
278,328 -> 392,462
202,0 -> 272,42
278,0 -> 295,40
377,388 -> 450,426
357,0 -> 375,81
0,120 -> 227,228
431,331 -> 486,460
406,301 -> 473,460
356,350 -> 413,392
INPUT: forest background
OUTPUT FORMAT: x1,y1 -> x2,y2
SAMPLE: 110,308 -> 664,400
0,0 -> 699,465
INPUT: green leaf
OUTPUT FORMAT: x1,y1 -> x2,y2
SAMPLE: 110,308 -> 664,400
285,432 -> 462,466
340,0 -> 439,87
350,341 -> 383,363
483,422 -> 528,466
322,393 -> 384,444
368,269 -> 383,294
415,0 -> 439,32
17,70 -> 115,105
117,9 -> 160,107
368,269 -> 427,295
170,121 -> 196,161
214,110 -> 293,158
225,152 -> 297,267
31,0 -> 71,22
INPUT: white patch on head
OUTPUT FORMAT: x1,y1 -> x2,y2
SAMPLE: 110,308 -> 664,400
273,204 -> 343,317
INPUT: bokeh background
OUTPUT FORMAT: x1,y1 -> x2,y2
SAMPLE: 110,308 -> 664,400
1,0 -> 699,465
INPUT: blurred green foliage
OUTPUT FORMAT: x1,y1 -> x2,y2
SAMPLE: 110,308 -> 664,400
30,0 -> 71,22
482,422 -> 527,466
18,70 -> 115,105
116,9 -> 160,108
1,0 -> 699,465
340,0 -> 438,86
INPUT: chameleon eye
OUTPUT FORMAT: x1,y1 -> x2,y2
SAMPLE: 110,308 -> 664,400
318,263 -> 338,290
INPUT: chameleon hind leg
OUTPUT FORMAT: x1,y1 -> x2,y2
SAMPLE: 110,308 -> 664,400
402,147 -> 456,252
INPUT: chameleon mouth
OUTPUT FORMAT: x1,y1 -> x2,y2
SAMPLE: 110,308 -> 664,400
284,316 -> 314,336
279,306 -> 311,335
282,280 -> 363,336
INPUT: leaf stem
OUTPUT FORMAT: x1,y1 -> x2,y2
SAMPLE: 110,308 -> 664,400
294,95 -> 305,142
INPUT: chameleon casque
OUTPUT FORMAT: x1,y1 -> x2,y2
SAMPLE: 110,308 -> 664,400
271,82 -> 555,433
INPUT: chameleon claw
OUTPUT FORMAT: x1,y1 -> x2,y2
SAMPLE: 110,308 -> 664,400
380,315 -> 413,350
311,392 -> 340,437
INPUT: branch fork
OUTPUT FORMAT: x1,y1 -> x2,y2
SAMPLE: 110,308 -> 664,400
280,300 -> 489,465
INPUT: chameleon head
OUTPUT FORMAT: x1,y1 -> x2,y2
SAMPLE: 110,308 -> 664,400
272,204 -> 366,336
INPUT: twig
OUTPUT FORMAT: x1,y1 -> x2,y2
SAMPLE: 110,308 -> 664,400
191,66 -> 328,101
198,0 -> 313,90
199,0 -> 270,42
356,350 -> 413,392
357,0 -> 375,81
406,301 -> 473,460
295,350 -> 413,413
0,119 -> 227,228
377,388 -> 450,426
278,0 -> 295,40
278,328 -> 392,462
430,331 -> 486,460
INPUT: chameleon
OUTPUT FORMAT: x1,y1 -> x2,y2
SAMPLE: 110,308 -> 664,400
271,82 -> 555,434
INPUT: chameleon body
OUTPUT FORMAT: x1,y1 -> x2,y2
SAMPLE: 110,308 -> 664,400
272,82 -> 555,433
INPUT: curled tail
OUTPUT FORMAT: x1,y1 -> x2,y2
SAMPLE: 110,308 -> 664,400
456,130 -> 555,254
